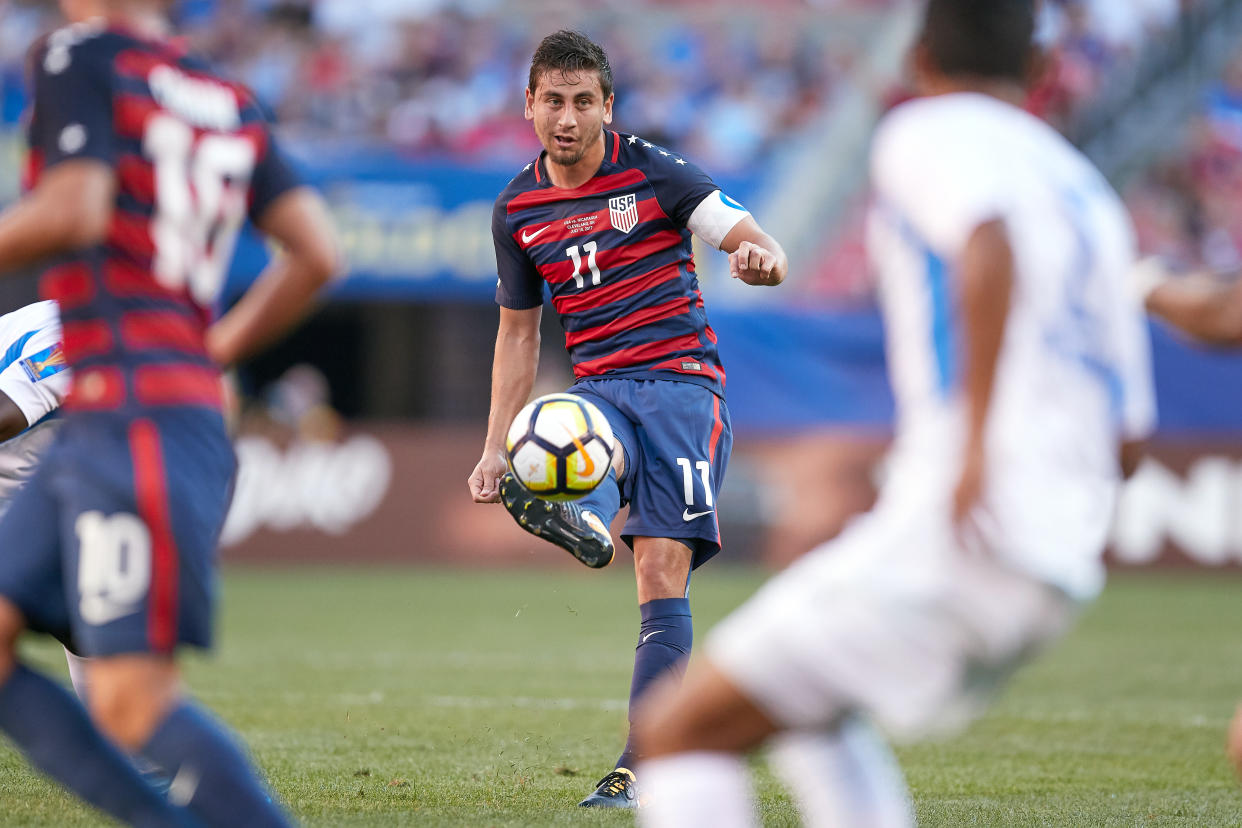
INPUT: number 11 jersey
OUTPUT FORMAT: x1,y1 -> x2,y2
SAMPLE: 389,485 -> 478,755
493,131 -> 752,398
23,21 -> 299,416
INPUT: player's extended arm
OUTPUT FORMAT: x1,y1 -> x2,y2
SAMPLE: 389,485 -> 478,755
1145,275 -> 1242,346
469,306 -> 542,503
0,392 -> 28,443
954,219 -> 1014,523
720,216 -> 787,287
0,160 -> 115,272
206,189 -> 339,366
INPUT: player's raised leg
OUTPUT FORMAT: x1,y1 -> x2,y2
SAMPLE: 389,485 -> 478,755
499,391 -> 635,569
499,471 -> 617,568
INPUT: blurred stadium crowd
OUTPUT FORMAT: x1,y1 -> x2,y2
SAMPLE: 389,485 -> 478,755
1127,52 -> 1242,273
0,0 -> 1235,278
813,0 -> 1232,300
2,0 -> 850,171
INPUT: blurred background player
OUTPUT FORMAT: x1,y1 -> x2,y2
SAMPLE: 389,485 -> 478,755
634,1 -> 1156,825
0,0 -> 337,825
0,299 -> 162,787
467,30 -> 787,807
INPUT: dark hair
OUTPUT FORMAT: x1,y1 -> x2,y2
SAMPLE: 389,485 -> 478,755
920,0 -> 1036,82
528,30 -> 613,99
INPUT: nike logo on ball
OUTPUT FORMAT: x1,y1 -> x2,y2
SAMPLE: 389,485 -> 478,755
521,225 -> 552,243
682,509 -> 713,521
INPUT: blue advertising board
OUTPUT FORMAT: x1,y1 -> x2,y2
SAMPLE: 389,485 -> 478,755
716,308 -> 1242,436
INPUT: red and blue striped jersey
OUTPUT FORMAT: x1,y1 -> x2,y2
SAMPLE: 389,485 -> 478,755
22,22 -> 298,416
494,131 -> 726,396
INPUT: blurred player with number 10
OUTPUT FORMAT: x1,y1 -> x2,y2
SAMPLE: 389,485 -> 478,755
468,30 -> 787,808
0,0 -> 338,825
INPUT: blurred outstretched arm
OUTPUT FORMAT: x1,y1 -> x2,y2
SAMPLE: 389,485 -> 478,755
1145,272 -> 1242,346
206,188 -> 340,366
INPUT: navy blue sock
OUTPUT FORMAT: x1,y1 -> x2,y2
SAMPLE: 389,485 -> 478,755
617,597 -> 693,769
575,468 -> 622,527
140,703 -> 290,827
0,664 -> 193,827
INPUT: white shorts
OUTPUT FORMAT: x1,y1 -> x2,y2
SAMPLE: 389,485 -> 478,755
708,499 -> 1078,741
0,420 -> 61,519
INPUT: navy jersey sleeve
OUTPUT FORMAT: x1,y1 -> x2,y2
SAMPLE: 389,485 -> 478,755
643,151 -> 720,230
28,34 -> 116,170
247,123 -> 302,224
492,197 -> 544,310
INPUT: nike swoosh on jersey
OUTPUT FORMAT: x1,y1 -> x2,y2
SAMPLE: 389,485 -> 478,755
682,509 -> 713,521
642,630 -> 664,644
521,225 -> 553,244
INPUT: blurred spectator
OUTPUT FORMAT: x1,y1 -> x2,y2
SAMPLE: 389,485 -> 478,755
258,363 -> 345,443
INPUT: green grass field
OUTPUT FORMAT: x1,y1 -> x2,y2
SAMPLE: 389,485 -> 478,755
1,567 -> 1241,826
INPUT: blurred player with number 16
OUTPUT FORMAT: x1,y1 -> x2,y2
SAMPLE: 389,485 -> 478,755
0,0 -> 338,825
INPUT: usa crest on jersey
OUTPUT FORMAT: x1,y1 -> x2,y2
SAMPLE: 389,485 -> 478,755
609,194 -> 639,234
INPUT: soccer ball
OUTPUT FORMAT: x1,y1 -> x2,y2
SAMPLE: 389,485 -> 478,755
505,393 -> 615,501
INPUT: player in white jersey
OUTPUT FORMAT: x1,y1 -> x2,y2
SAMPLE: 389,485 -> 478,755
0,300 -> 69,514
633,2 -> 1156,825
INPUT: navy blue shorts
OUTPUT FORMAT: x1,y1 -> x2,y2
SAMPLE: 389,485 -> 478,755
0,410 -> 235,657
572,378 -> 732,569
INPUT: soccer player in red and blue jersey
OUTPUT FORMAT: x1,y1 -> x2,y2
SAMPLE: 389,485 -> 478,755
0,1 -> 337,825
468,30 -> 787,808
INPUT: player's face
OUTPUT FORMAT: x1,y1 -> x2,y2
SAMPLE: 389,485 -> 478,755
525,69 -> 614,169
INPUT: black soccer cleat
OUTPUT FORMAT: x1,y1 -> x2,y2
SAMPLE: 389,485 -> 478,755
578,767 -> 638,808
499,473 -> 614,569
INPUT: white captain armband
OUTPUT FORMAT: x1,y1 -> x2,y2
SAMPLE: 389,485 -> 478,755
686,190 -> 751,250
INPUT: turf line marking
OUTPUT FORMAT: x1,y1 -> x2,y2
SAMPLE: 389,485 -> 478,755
426,695 -> 626,712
